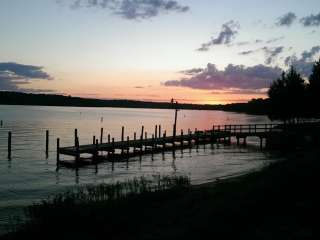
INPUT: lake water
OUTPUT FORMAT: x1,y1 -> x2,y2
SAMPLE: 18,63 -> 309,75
0,105 -> 281,232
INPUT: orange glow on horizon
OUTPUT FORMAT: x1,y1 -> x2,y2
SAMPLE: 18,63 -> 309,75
27,70 -> 267,105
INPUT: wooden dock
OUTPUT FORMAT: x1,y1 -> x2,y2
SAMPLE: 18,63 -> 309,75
57,123 -> 284,168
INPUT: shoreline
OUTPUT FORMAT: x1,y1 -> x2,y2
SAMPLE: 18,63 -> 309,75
0,91 -> 269,115
3,147 -> 317,239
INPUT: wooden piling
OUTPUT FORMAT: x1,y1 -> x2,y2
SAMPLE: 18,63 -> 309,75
100,128 -> 103,144
0,120 -> 3,127
133,132 -> 136,152
112,138 -> 115,157
211,125 -> 215,141
93,139 -> 98,161
56,138 -> 60,165
140,133 -> 143,153
107,134 -> 111,155
127,136 -> 130,154
93,136 -> 96,145
45,130 -> 49,157
74,129 -> 78,146
155,125 -> 158,139
158,125 -> 161,139
141,126 -> 144,139
75,136 -> 80,163
121,126 -> 124,154
152,134 -> 155,150
8,131 -> 11,159
162,132 -> 166,150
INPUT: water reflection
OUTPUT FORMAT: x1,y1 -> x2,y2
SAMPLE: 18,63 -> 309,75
0,105 -> 280,223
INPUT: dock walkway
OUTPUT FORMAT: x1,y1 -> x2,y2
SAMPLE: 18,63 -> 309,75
57,123 -> 284,168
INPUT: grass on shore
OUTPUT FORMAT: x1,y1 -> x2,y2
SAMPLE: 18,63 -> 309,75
3,150 -> 319,240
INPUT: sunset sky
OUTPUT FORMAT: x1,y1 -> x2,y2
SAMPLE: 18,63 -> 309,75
0,0 -> 319,104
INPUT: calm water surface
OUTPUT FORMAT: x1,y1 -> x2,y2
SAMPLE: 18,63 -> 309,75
0,105 -> 281,232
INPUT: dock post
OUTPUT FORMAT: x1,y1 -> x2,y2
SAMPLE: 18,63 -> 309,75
93,139 -> 99,161
162,132 -> 166,150
107,134 -> 111,156
194,128 -> 199,148
159,125 -> 161,139
75,136 -> 80,163
74,129 -> 78,146
93,136 -> 96,145
134,132 -> 136,152
194,128 -> 198,142
211,125 -> 215,141
112,138 -> 115,158
152,134 -> 155,151
56,138 -> 60,165
145,132 -> 147,140
8,131 -> 11,160
155,125 -> 158,139
0,120 -> 3,127
126,136 -> 130,155
180,129 -> 184,147
100,128 -> 103,144
140,134 -> 143,153
188,130 -> 192,147
121,126 -> 124,155
172,126 -> 176,148
141,126 -> 144,139
45,130 -> 49,157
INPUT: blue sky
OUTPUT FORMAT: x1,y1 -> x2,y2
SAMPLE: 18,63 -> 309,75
0,0 -> 319,103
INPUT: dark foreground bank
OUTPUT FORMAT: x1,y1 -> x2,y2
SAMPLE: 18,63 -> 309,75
2,147 -> 319,240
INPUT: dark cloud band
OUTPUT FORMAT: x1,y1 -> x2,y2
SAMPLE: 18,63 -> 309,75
68,0 -> 189,20
197,21 -> 240,52
164,63 -> 282,92
300,12 -> 320,27
0,62 -> 52,92
276,12 -> 297,26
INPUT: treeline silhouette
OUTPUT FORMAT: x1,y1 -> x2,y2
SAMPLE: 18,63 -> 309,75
0,91 -> 268,114
268,58 -> 320,121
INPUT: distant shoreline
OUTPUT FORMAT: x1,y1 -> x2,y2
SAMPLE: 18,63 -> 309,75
0,91 -> 270,115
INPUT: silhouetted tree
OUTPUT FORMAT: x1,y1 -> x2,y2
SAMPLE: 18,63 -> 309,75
268,67 -> 306,122
308,58 -> 320,117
